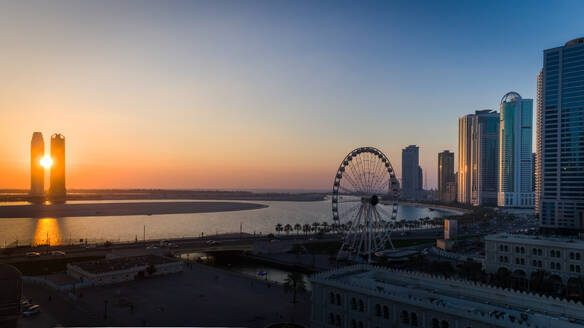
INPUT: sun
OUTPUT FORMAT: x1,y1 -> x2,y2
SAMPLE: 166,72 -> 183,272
40,156 -> 53,169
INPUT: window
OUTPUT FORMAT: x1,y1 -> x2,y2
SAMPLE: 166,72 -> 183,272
432,318 -> 440,328
351,320 -> 356,328
329,313 -> 334,324
442,320 -> 449,328
538,249 -> 543,256
577,253 -> 581,260
551,250 -> 556,257
335,315 -> 341,327
521,247 -> 525,253
330,292 -> 335,304
401,311 -> 409,324
571,264 -> 574,272
358,321 -> 363,328
411,313 -> 418,327
351,298 -> 356,310
570,252 -> 575,260
336,294 -> 341,305
557,263 -> 561,270
358,299 -> 364,312
383,306 -> 389,319
577,265 -> 581,273
533,248 -> 537,255
375,304 -> 381,317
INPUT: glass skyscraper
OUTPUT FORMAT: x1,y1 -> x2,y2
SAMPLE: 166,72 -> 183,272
540,38 -> 584,230
458,110 -> 499,206
497,92 -> 534,208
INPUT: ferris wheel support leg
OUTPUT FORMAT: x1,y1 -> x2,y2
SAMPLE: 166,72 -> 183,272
368,206 -> 373,263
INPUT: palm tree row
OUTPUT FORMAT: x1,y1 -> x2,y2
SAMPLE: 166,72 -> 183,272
274,217 -> 443,236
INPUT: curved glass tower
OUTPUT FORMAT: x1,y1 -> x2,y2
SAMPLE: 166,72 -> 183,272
49,133 -> 66,202
29,132 -> 45,200
497,92 -> 534,208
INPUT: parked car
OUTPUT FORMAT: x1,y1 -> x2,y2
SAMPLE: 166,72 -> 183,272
23,305 -> 40,317
25,252 -> 40,257
205,240 -> 219,246
50,250 -> 66,256
146,245 -> 159,249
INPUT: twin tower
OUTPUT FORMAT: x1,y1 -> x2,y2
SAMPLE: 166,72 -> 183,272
30,132 -> 66,202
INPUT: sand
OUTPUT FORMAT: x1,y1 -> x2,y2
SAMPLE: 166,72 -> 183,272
0,201 -> 268,218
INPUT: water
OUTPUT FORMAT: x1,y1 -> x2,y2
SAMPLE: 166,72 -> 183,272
0,199 -> 459,247
179,252 -> 312,290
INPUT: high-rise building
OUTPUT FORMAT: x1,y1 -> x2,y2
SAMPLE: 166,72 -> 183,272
401,145 -> 422,200
458,110 -> 499,206
49,134 -> 66,202
535,70 -> 543,214
497,92 -> 534,208
540,38 -> 584,230
438,150 -> 456,202
458,116 -> 473,204
29,132 -> 45,200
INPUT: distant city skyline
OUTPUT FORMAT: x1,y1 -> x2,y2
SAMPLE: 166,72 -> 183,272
1,1 -> 583,190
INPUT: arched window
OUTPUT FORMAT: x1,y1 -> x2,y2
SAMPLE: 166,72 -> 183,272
411,312 -> 418,326
351,298 -> 357,310
375,304 -> 381,316
442,320 -> 449,328
383,305 -> 389,319
336,294 -> 341,305
401,311 -> 409,324
358,299 -> 364,312
432,318 -> 440,328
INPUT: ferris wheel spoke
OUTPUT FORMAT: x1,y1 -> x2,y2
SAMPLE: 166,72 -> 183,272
342,170 -> 364,194
347,161 -> 367,193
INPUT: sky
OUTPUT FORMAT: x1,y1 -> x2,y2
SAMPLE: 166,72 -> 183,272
1,0 -> 583,191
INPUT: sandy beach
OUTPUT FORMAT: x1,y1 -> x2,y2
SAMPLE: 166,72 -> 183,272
0,201 -> 268,218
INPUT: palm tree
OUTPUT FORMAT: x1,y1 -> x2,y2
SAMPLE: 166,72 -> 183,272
302,224 -> 311,236
294,223 -> 302,235
284,224 -> 292,235
312,222 -> 320,234
284,272 -> 306,304
275,223 -> 283,236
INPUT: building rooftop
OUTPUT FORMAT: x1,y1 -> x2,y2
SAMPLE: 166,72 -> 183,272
311,265 -> 584,327
485,233 -> 584,250
566,38 -> 584,47
70,255 -> 179,274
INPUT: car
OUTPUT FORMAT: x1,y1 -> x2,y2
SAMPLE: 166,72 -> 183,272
50,250 -> 66,256
205,240 -> 219,246
25,252 -> 41,257
20,299 -> 31,308
23,305 -> 40,317
146,245 -> 159,249
269,239 -> 280,243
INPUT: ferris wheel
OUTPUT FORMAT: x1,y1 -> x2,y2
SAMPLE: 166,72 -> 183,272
332,146 -> 400,262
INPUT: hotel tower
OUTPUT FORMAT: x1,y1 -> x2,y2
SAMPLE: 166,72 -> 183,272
29,132 -> 45,199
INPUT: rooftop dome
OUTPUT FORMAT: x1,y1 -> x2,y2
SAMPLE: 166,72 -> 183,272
501,92 -> 521,104
0,263 -> 22,280
566,38 -> 584,46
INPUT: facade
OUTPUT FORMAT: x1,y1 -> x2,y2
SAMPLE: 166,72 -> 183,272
485,233 -> 584,286
29,132 -> 45,200
458,110 -> 499,206
497,92 -> 534,208
539,38 -> 584,230
49,133 -> 66,202
535,70 -> 543,215
437,150 -> 456,202
401,145 -> 423,200
67,255 -> 183,286
0,264 -> 22,328
311,265 -> 584,328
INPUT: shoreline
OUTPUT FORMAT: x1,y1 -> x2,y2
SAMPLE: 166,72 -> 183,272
0,201 -> 268,218
398,201 -> 469,215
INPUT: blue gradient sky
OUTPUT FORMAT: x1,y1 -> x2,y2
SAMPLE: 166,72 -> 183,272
1,0 -> 582,190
